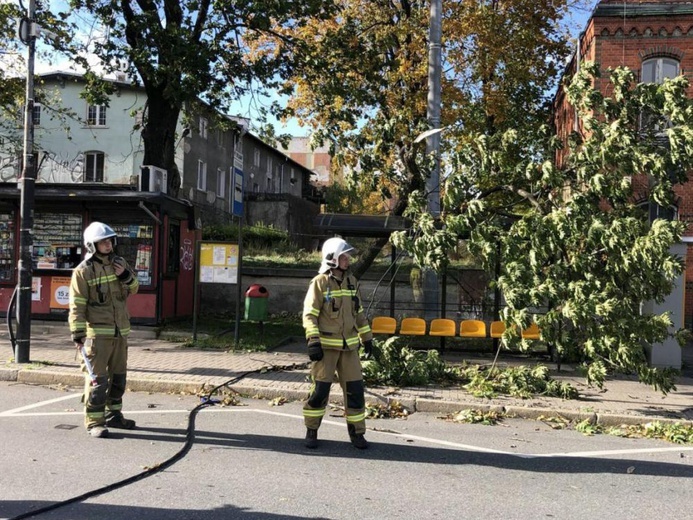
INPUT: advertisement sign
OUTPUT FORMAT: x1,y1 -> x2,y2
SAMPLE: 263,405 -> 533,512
50,276 -> 72,309
32,277 -> 41,301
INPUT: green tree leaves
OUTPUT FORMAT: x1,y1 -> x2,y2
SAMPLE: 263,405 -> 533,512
403,65 -> 693,391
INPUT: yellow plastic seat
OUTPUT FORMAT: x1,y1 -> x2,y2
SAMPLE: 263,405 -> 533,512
459,319 -> 486,338
521,323 -> 541,340
429,318 -> 457,337
399,317 -> 427,336
371,316 -> 397,335
490,321 -> 506,338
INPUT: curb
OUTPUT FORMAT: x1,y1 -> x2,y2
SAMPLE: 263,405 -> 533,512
2,367 -> 692,428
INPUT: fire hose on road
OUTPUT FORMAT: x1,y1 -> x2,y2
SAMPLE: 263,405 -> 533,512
9,361 -> 310,520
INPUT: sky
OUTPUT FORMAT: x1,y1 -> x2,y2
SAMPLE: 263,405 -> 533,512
4,0 -> 600,138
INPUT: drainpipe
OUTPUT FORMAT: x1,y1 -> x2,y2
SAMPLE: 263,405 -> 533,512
280,157 -> 289,194
574,32 -> 583,133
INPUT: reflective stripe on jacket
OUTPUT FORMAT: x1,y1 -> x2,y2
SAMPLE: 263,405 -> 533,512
302,273 -> 373,350
69,254 -> 139,339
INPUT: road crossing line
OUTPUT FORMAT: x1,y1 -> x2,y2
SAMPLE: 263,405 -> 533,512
3,399 -> 693,460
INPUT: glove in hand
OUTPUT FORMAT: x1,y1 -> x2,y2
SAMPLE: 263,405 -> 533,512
362,340 -> 373,360
307,338 -> 324,362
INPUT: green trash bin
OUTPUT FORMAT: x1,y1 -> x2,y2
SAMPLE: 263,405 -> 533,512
244,284 -> 269,321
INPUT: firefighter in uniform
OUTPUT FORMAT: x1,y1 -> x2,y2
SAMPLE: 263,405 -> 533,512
302,237 -> 373,449
69,222 -> 139,438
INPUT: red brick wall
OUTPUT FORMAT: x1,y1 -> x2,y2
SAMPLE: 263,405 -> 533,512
555,2 -> 693,326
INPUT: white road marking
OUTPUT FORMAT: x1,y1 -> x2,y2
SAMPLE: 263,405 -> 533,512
531,446 -> 693,458
0,392 -> 81,416
3,401 -> 692,460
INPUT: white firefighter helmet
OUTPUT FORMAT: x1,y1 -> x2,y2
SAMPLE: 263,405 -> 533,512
84,222 -> 117,256
319,237 -> 354,274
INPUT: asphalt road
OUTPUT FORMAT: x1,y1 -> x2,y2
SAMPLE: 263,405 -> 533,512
1,381 -> 692,520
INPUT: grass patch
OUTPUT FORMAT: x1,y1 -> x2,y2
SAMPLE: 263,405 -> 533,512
161,314 -> 304,352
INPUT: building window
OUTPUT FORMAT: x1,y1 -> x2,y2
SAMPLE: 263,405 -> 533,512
640,57 -> 679,133
33,104 -> 41,126
84,152 -> 104,182
638,200 -> 678,223
253,149 -> 261,167
199,117 -> 208,139
87,104 -> 107,126
641,57 -> 679,84
197,160 -> 207,191
217,167 -> 225,198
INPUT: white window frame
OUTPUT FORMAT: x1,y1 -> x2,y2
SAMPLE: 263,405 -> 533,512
33,104 -> 41,126
641,57 -> 679,84
197,160 -> 207,191
640,57 -> 680,133
199,117 -> 208,139
638,200 -> 678,223
216,167 -> 225,198
87,104 -> 107,126
84,151 -> 105,182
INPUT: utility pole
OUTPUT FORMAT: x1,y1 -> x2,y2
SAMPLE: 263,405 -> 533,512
424,0 -> 442,320
15,0 -> 38,363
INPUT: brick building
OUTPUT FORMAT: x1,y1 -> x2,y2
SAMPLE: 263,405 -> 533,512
284,136 -> 332,187
554,0 -> 693,327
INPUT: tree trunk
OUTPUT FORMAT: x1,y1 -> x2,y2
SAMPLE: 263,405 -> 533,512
351,196 -> 409,279
141,85 -> 182,197
351,236 -> 390,279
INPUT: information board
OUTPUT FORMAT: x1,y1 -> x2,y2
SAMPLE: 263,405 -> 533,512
199,242 -> 238,284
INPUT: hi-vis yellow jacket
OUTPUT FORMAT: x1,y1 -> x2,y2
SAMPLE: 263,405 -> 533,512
303,273 -> 373,350
69,254 -> 139,340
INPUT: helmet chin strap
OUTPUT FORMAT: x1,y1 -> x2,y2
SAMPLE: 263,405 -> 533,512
330,265 -> 347,278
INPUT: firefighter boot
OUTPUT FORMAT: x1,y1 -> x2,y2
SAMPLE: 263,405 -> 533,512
348,424 -> 368,449
88,425 -> 109,438
305,428 -> 319,449
105,412 -> 136,430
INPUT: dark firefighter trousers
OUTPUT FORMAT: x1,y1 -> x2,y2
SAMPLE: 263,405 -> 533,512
81,336 -> 128,429
303,348 -> 366,434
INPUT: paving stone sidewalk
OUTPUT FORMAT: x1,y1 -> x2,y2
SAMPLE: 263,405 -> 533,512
1,325 -> 692,427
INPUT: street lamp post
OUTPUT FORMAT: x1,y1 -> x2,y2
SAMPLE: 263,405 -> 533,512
15,0 -> 38,362
424,0 -> 442,320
